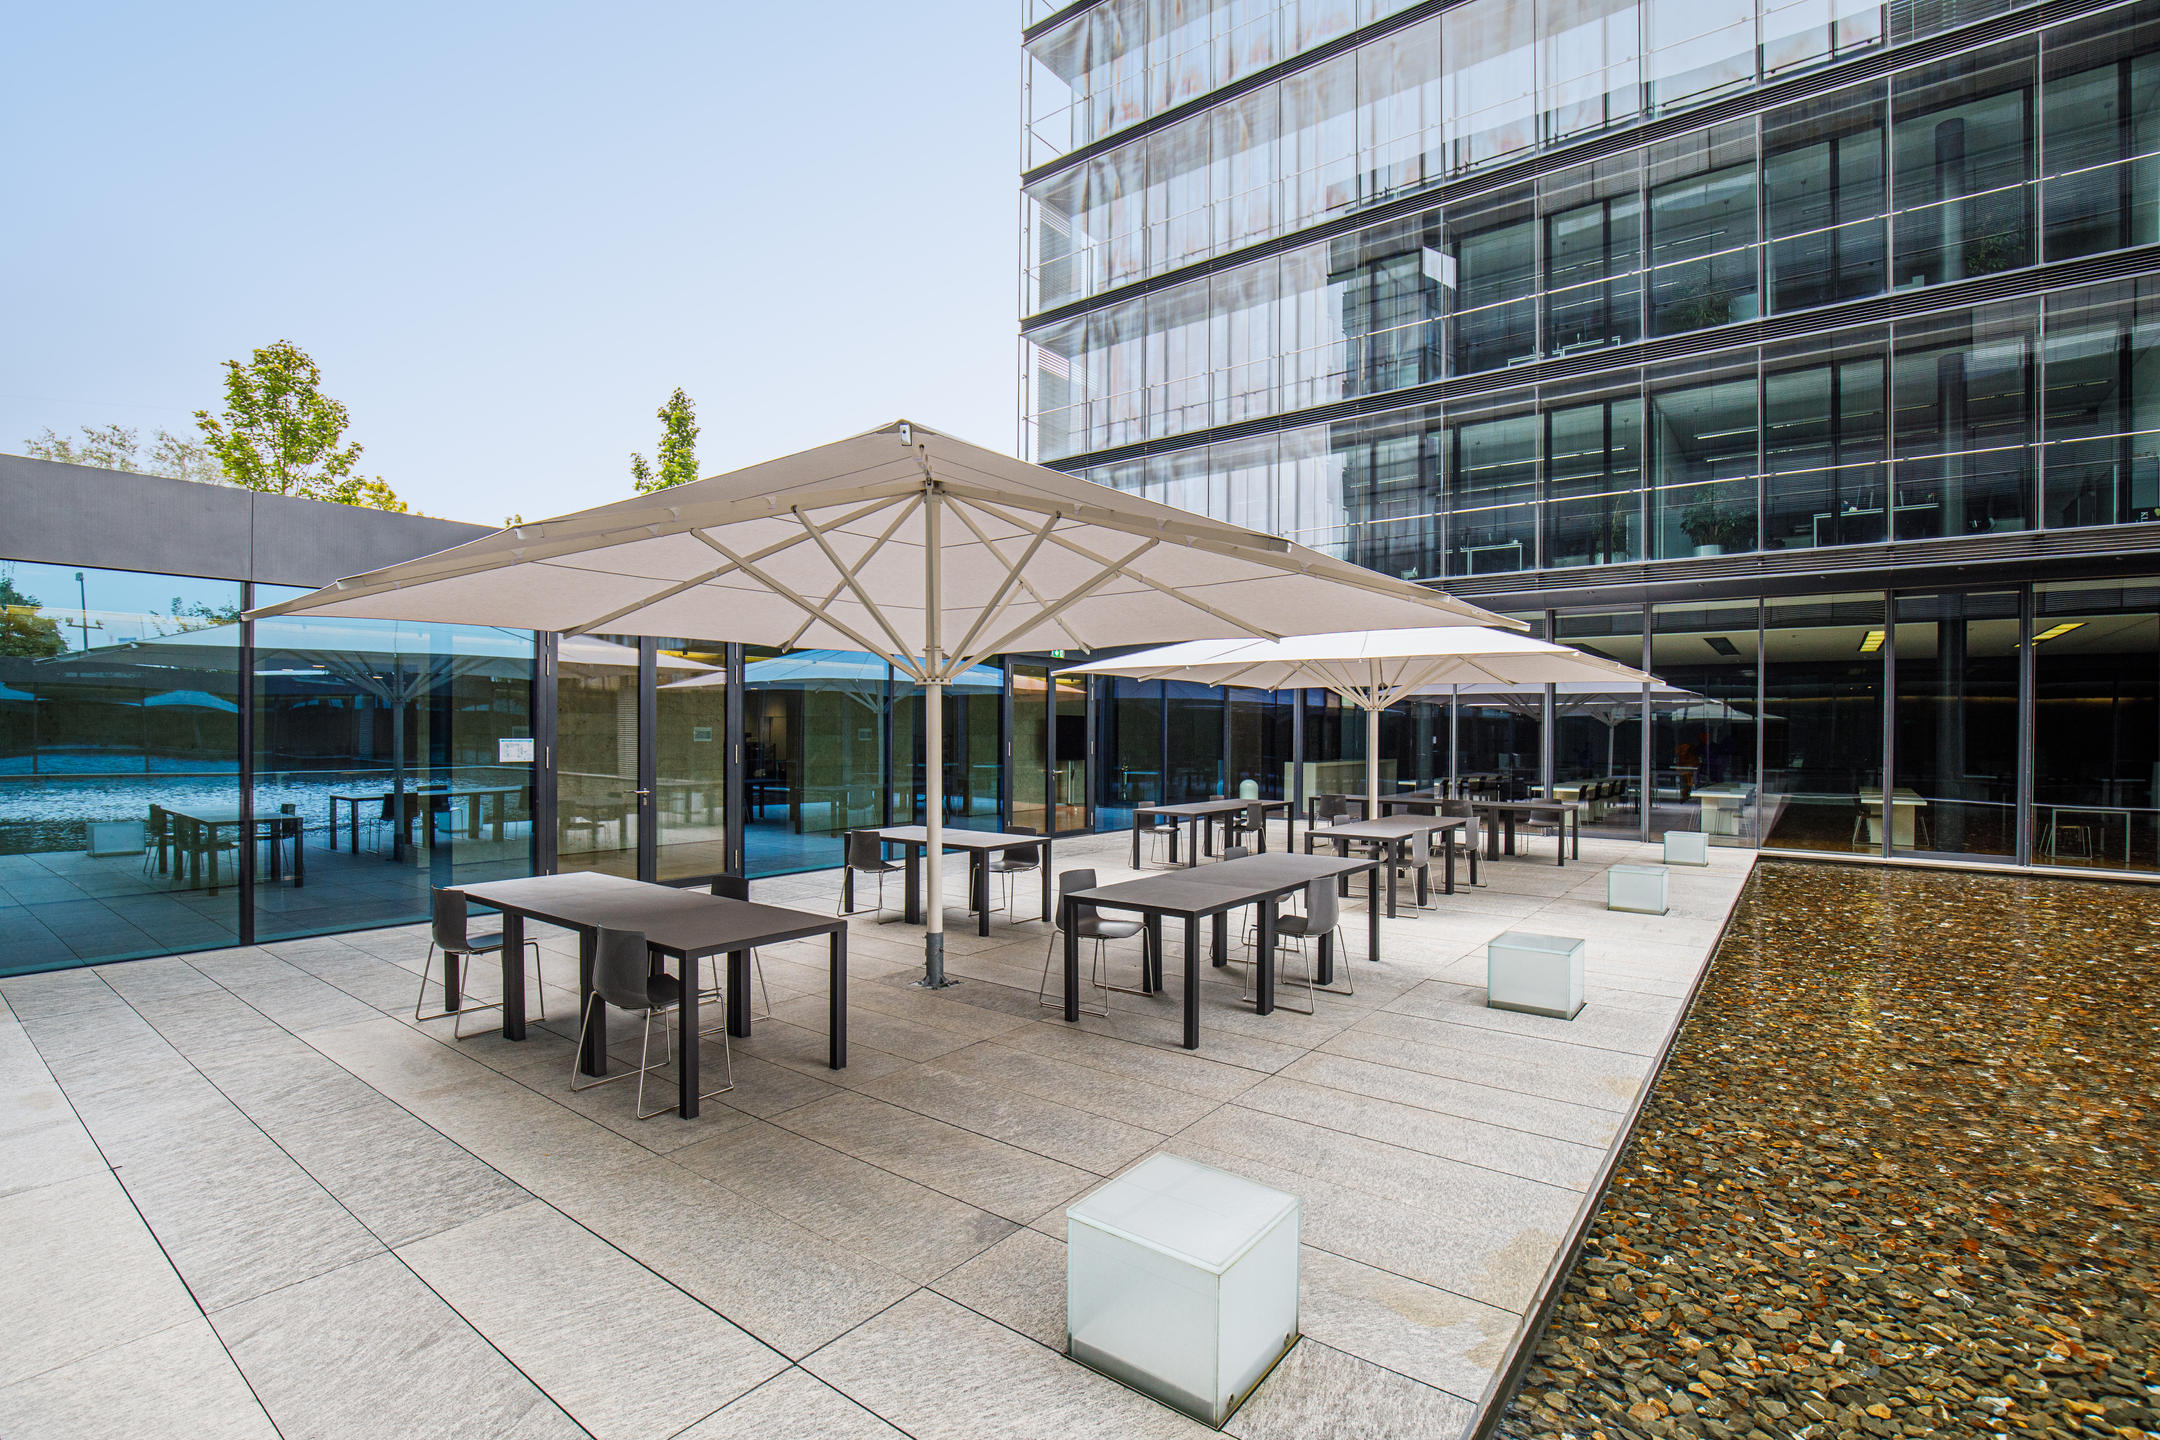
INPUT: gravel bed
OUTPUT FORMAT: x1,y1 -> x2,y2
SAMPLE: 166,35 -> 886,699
1496,861 -> 2157,1440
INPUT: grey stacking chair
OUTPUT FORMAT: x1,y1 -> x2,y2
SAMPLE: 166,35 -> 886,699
985,827 -> 1043,916
568,925 -> 732,1120
1439,799 -> 1486,886
1038,867 -> 1151,1017
839,829 -> 900,917
1223,800 -> 1269,854
1245,877 -> 1350,1014
416,887 -> 546,1038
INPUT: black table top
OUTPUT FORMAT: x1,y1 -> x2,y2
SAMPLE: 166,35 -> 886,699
1135,798 -> 1288,818
1319,815 -> 1465,840
457,872 -> 841,956
1073,851 -> 1373,917
1468,799 -> 1578,816
867,826 -> 1045,851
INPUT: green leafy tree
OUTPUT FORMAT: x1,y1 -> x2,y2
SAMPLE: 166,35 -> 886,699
0,573 -> 66,657
23,423 -> 219,485
630,387 -> 699,493
194,339 -> 408,511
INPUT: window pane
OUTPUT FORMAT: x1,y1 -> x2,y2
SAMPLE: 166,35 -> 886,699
1892,300 -> 2036,539
1761,592 -> 1884,853
1647,124 -> 1760,334
1446,406 -> 1540,576
1643,0 -> 1755,109
2042,279 -> 2160,527
1541,0 -> 1641,143
1445,0 -> 1538,172
1891,590 -> 2020,857
1544,391 -> 1645,565
1763,343 -> 1889,548
1891,44 -> 2035,287
1651,367 -> 1759,558
2041,8 -> 2160,260
1543,157 -> 1644,353
2032,581 -> 2160,870
1450,189 -> 1538,372
1650,600 -> 1761,843
655,642 -> 726,882
1763,84 -> 1887,312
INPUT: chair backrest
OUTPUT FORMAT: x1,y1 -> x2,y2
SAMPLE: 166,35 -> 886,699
1056,868 -> 1098,928
846,830 -> 884,871
1243,801 -> 1266,831
1441,798 -> 1474,818
1005,826 -> 1042,867
1221,845 -> 1249,861
1400,828 -> 1433,868
430,888 -> 469,949
710,873 -> 749,901
590,926 -> 653,1012
1305,876 -> 1339,931
147,804 -> 167,838
378,793 -> 397,820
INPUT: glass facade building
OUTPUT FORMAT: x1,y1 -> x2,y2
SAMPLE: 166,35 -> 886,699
1023,0 -> 2160,872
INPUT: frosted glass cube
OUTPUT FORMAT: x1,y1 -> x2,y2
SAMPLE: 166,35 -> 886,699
1487,931 -> 1586,1020
1067,1153 -> 1300,1426
1607,864 -> 1669,915
1663,829 -> 1710,866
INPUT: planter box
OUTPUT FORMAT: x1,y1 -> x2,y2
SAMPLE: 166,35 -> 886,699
1607,864 -> 1669,915
1067,1153 -> 1300,1427
1487,931 -> 1585,1020
1663,829 -> 1710,866
87,820 -> 144,858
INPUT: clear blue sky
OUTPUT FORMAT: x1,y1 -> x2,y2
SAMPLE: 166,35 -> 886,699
1,2 -> 1020,526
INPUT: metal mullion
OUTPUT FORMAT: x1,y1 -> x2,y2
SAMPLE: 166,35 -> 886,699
238,581 -> 255,947
1881,588 -> 1896,860
2016,584 -> 2036,865
534,633 -> 558,875
724,642 -> 744,879
1641,603 -> 1653,842
1002,659 -> 1016,832
637,637 -> 657,882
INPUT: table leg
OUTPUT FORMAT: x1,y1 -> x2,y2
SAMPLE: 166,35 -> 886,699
1444,837 -> 1456,895
491,794 -> 504,842
1317,928 -> 1334,988
903,845 -> 921,924
1212,912 -> 1228,967
350,802 -> 361,855
1041,836 -> 1054,922
1505,815 -> 1518,856
678,952 -> 701,1119
1202,815 -> 1215,859
1367,876 -> 1380,963
1131,816 -> 1141,869
292,823 -> 304,886
1334,836 -> 1352,898
1061,897 -> 1079,1022
1255,898 -> 1277,1015
1555,813 -> 1566,867
578,930 -> 606,1077
500,911 -> 526,1040
1182,915 -> 1200,1050
1144,913 -> 1163,993
828,928 -> 847,1068
1486,815 -> 1500,861
1572,810 -> 1580,860
842,846 -> 854,912
441,931 -> 462,1013
727,949 -> 751,1039
1385,847 -> 1400,920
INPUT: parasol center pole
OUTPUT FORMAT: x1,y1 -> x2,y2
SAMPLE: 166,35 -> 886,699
919,481 -> 954,988
1366,702 -> 1381,819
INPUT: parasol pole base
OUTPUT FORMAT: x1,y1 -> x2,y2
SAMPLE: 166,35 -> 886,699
916,931 -> 958,989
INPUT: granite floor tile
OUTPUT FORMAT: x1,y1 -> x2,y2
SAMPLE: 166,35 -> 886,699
0,1172 -> 201,1388
675,1367 -> 909,1439
542,1154 -> 918,1359
1298,1247 -> 1517,1402
932,1038 -> 1227,1134
1226,1337 -> 1475,1440
399,1200 -> 788,1440
775,1090 -> 1099,1223
0,1315 -> 278,1440
804,1290 -> 1214,1439
1280,1049 -> 1621,1148
1234,1074 -> 1607,1188
929,1225 -> 1068,1348
1009,1020 -> 1269,1101
676,1118 -> 1014,1283
1330,1010 -> 1650,1111
212,1251 -> 582,1440
859,1061 -> 1166,1174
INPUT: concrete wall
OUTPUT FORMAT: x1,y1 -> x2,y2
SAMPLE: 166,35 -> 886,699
0,453 -> 493,587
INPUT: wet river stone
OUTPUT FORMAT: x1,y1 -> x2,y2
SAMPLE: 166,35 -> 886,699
1494,862 -> 2156,1440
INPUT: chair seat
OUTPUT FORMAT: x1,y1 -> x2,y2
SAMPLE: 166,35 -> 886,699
987,857 -> 1040,873
1076,917 -> 1142,941
448,932 -> 507,955
643,972 -> 684,1008
853,860 -> 902,874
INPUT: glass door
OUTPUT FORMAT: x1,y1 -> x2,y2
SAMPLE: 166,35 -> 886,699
654,642 -> 728,882
556,640 -> 641,878
1052,669 -> 1091,832
1013,663 -> 1052,834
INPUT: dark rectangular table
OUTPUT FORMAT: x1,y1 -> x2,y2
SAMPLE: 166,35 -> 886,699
852,826 -> 1053,935
1064,852 -> 1378,1047
158,806 -> 303,892
327,784 -> 524,852
1306,816 -> 1466,915
1131,799 -> 1294,869
1467,799 -> 1581,865
454,873 -> 847,1118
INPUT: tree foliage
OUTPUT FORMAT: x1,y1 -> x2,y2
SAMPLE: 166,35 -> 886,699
23,423 -> 220,485
630,387 -> 700,493
193,339 -> 408,511
0,573 -> 66,658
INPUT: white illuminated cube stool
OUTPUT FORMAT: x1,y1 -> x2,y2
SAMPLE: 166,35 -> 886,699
1607,864 -> 1669,915
1487,931 -> 1586,1020
1663,829 -> 1710,866
1066,1153 -> 1300,1426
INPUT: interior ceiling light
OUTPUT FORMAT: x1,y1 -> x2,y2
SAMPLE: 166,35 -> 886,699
1858,630 -> 1886,652
2033,622 -> 2085,643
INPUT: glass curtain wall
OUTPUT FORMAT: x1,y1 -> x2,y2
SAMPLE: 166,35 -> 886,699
891,665 -> 1004,831
1098,676 -> 1164,829
1760,592 -> 1884,852
1054,669 -> 1091,831
0,561 -> 244,970
1650,600 -> 1762,842
1555,608 -> 1647,832
251,610 -> 535,942
1012,662 -> 1053,835
556,638 -> 641,879
1166,682 -> 1227,801
744,649 -> 887,877
2032,581 -> 2160,871
2042,280 -> 2160,529
654,642 -> 728,882
1891,589 -> 2020,856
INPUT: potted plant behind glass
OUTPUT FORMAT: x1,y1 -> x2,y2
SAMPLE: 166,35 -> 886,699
1679,485 -> 1754,556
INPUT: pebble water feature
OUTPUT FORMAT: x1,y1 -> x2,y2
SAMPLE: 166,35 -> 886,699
1496,861 -> 2157,1439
